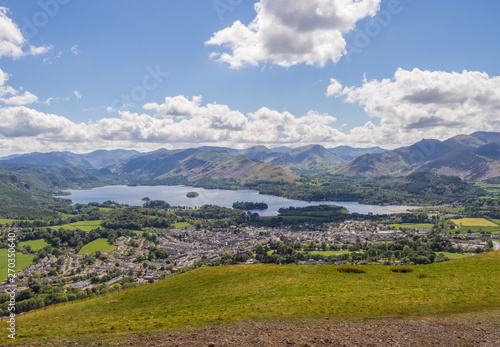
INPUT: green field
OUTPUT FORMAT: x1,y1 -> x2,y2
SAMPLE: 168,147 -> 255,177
0,219 -> 34,225
78,238 -> 116,256
308,250 -> 360,256
173,222 -> 190,228
456,226 -> 500,234
61,220 -> 103,231
0,249 -> 34,283
390,223 -> 434,229
451,218 -> 498,227
7,251 -> 500,343
18,239 -> 49,251
494,219 -> 500,225
0,219 -> 17,225
438,252 -> 473,260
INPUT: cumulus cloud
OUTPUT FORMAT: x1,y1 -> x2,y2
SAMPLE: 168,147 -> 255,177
0,7 -> 52,59
1,91 -> 39,105
206,0 -> 381,68
73,90 -> 82,99
328,68 -> 500,144
0,96 -> 345,155
0,106 -> 78,137
326,78 -> 343,96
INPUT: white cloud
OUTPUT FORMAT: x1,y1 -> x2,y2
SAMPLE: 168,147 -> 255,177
0,106 -> 78,137
326,78 -> 343,96
29,45 -> 53,56
206,0 -> 381,69
73,90 -> 82,99
0,7 -> 52,59
329,68 -> 500,144
2,75 -> 500,156
70,44 -> 81,55
1,91 -> 39,105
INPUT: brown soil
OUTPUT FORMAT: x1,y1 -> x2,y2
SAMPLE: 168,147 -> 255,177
17,313 -> 500,347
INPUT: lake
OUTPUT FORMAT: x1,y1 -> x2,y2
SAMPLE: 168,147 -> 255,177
64,185 -> 419,217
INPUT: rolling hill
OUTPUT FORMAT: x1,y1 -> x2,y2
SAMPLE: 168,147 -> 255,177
118,148 -> 299,183
6,251 -> 500,344
327,145 -> 386,161
334,131 -> 500,181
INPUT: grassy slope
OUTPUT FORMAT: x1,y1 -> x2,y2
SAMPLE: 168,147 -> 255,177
18,239 -> 49,251
60,220 -> 102,231
0,250 -> 34,283
7,251 -> 500,343
78,238 -> 116,255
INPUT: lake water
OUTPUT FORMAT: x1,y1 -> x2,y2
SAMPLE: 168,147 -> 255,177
64,185 -> 419,217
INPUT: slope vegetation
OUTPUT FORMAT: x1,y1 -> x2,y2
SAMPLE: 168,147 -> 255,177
8,251 -> 500,343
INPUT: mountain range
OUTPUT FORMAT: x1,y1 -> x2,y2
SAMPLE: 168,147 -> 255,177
0,131 -> 499,183
335,132 -> 500,181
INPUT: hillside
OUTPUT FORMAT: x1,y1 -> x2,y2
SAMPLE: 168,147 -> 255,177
119,148 -> 298,183
230,144 -> 346,170
402,150 -> 500,181
0,151 -> 95,170
7,251 -> 500,344
334,132 -> 500,181
0,163 -> 100,190
327,145 -> 386,161
271,144 -> 346,169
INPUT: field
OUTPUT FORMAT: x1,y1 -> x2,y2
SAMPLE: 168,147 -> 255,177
0,250 -> 34,283
390,223 -> 434,229
438,252 -> 473,260
18,239 -> 49,251
78,238 -> 116,256
0,219 -> 34,225
6,251 -> 499,343
173,222 -> 190,228
60,220 -> 103,231
451,218 -> 498,227
308,250 -> 360,256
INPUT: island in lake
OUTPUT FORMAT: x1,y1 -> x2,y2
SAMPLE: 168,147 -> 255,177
232,201 -> 269,210
186,192 -> 199,198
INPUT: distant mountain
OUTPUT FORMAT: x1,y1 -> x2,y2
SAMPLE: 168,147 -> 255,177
270,146 -> 292,153
401,149 -> 500,181
327,146 -> 386,162
0,149 -> 144,171
270,145 -> 346,169
470,131 -> 500,145
0,163 -> 100,190
228,144 -> 346,170
0,151 -> 95,170
473,143 -> 500,161
81,149 -> 141,169
333,132 -> 500,181
228,146 -> 273,161
118,148 -> 298,183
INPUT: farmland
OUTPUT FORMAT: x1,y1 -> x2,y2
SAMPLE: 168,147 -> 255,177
78,238 -> 117,256
60,220 -> 103,231
450,218 -> 498,227
18,239 -> 49,251
390,223 -> 435,229
0,250 -> 34,283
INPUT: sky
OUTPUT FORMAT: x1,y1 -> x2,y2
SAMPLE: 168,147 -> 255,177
0,0 -> 500,155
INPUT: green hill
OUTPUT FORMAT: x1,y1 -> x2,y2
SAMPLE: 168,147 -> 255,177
5,251 -> 499,344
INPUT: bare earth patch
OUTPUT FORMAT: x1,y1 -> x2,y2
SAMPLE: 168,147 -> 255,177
18,313 -> 500,346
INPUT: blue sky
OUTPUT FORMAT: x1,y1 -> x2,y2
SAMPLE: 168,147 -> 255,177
0,0 -> 500,155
